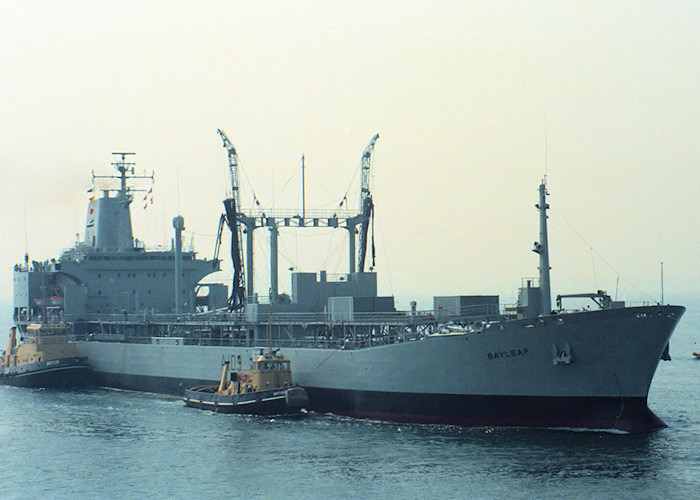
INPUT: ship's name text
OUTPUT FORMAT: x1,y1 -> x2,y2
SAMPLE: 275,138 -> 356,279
487,348 -> 528,360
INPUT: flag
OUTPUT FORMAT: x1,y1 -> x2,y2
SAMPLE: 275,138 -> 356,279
143,187 -> 153,209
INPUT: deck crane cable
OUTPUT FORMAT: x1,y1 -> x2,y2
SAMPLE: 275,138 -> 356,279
374,207 -> 394,297
332,165 -> 361,218
306,169 -> 335,205
276,155 -> 303,202
232,150 -> 265,215
321,230 -> 348,272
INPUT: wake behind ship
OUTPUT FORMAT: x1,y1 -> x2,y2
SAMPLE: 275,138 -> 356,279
10,137 -> 684,433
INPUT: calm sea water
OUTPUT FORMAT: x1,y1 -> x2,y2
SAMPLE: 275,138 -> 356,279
1,303 -> 698,499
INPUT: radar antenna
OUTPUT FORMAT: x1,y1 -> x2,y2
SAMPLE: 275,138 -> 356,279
91,153 -> 154,199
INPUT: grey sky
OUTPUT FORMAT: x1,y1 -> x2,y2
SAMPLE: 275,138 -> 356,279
1,1 -> 698,311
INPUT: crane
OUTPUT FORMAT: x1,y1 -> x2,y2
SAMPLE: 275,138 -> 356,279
357,133 -> 379,273
217,129 -> 246,310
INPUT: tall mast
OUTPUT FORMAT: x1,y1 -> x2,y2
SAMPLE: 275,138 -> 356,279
112,152 -> 136,197
533,180 -> 552,315
92,152 -> 153,199
173,215 -> 184,315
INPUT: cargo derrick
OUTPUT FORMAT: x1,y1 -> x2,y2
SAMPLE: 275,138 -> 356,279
357,134 -> 379,273
217,129 -> 246,311
213,132 -> 380,304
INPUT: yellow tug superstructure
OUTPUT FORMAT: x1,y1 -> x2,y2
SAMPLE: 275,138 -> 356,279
217,351 -> 294,395
1,325 -> 92,387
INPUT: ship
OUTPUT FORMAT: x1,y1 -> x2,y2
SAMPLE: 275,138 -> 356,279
183,350 -> 308,416
1,324 -> 92,388
10,136 -> 684,433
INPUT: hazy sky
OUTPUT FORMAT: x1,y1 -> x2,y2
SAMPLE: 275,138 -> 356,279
1,1 -> 698,313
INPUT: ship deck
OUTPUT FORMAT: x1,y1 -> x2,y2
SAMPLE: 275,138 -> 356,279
21,303 -> 502,350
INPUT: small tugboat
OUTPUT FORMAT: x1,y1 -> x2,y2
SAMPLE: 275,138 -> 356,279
183,350 -> 308,416
1,324 -> 92,388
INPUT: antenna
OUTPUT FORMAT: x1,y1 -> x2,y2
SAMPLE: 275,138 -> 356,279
301,154 -> 305,219
176,164 -> 181,215
93,153 -> 152,198
23,196 -> 29,265
111,152 -> 136,195
660,262 -> 664,305
544,112 -> 548,181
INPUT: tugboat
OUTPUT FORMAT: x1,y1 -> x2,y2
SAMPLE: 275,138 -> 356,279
183,350 -> 308,416
1,324 -> 92,388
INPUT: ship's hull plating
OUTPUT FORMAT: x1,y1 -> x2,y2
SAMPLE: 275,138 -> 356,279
305,389 -> 664,433
0,357 -> 93,388
183,386 -> 307,416
78,305 -> 684,433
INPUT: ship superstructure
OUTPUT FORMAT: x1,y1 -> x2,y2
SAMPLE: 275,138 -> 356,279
13,154 -> 224,336
10,137 -> 684,433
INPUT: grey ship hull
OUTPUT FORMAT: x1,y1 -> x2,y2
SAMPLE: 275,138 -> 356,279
77,304 -> 683,433
13,157 -> 683,433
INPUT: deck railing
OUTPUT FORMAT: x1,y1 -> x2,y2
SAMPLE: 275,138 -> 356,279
79,303 -> 500,326
58,303 -> 502,350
